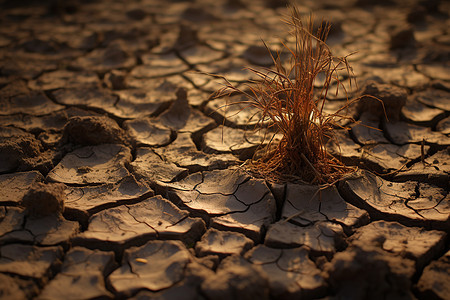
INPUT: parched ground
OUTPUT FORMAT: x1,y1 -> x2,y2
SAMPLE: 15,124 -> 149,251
0,0 -> 449,299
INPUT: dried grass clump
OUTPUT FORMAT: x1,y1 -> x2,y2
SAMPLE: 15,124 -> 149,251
214,7 -> 358,184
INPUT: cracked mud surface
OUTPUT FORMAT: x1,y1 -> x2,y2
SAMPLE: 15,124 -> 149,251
0,0 -> 449,299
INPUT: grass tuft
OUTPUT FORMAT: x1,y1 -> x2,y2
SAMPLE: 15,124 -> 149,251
213,6 -> 360,184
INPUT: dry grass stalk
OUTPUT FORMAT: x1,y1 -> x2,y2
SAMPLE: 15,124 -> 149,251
214,6 -> 359,184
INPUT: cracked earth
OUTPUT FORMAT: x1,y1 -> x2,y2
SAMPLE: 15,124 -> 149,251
0,0 -> 449,299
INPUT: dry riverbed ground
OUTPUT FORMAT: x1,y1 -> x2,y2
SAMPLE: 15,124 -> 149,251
0,0 -> 449,299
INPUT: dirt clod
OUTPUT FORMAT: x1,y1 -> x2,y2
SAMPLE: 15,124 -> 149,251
62,116 -> 130,146
22,182 -> 66,217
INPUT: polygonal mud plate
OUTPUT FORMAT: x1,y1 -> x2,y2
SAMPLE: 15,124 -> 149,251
245,245 -> 327,299
1,53 -> 58,80
182,71 -> 227,93
339,170 -> 449,230
326,130 -> 363,167
324,243 -> 416,299
130,148 -> 188,184
205,93 -> 264,129
131,261 -> 215,300
196,58 -> 260,83
401,99 -> 445,126
0,207 -> 79,246
124,118 -> 172,147
360,143 -> 429,173
202,125 -> 266,160
50,87 -> 117,112
195,228 -> 254,259
165,168 -> 276,242
281,183 -> 369,230
0,107 -> 100,134
73,196 -> 205,252
28,70 -> 99,90
416,65 -> 450,82
39,247 -> 116,300
108,240 -> 191,295
384,121 -> 450,145
74,43 -> 136,73
154,132 -> 238,173
0,92 -> 64,116
123,76 -> 180,100
368,65 -> 429,89
124,73 -> 184,91
350,112 -> 389,145
393,148 -> 449,188
349,220 -> 447,270
201,255 -> 270,300
414,89 -> 450,111
0,244 -> 63,280
47,144 -> 131,185
241,44 -> 278,67
110,89 -> 173,119
131,52 -> 188,78
436,116 -> 450,135
0,273 -> 37,300
264,221 -> 346,256
64,175 -> 154,224
156,91 -> 216,134
0,171 -> 43,205
178,44 -> 225,65
417,250 -> 450,300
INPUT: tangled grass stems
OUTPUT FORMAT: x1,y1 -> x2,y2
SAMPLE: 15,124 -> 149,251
213,7 -> 361,184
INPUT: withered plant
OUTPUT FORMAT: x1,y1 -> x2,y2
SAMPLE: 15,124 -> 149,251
214,7 -> 359,184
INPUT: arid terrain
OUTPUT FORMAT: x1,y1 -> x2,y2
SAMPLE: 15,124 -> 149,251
0,0 -> 449,299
